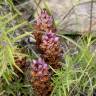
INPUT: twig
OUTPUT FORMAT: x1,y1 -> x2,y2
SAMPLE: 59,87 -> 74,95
89,0 -> 94,32
34,0 -> 42,14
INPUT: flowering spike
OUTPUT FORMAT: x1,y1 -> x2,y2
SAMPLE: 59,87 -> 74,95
40,31 -> 62,68
31,58 -> 52,96
36,9 -> 54,31
31,58 -> 49,80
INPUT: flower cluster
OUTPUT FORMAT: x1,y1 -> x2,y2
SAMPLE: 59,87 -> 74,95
36,9 -> 54,32
31,58 -> 49,82
32,8 -> 62,96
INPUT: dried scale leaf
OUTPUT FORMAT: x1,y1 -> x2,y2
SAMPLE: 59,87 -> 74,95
33,81 -> 52,96
31,58 -> 52,96
33,29 -> 43,48
14,55 -> 26,74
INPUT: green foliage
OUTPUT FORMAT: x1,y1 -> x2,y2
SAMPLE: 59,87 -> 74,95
0,0 -> 35,95
0,76 -> 34,96
52,35 -> 96,96
0,0 -> 96,96
0,13 -> 26,83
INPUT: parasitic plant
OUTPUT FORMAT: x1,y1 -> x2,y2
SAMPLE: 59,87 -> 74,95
31,58 -> 52,96
31,8 -> 63,96
40,31 -> 62,68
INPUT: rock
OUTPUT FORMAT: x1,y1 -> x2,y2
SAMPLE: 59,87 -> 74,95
25,0 -> 96,35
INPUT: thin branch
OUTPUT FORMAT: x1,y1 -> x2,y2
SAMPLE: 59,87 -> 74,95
34,0 -> 42,14
89,0 -> 94,32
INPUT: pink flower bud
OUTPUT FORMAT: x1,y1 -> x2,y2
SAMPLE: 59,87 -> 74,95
54,37 -> 59,42
43,63 -> 48,69
38,71 -> 43,75
43,35 -> 48,41
33,59 -> 37,64
38,58 -> 43,64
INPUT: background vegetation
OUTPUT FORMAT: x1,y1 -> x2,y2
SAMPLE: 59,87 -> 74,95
0,0 -> 96,96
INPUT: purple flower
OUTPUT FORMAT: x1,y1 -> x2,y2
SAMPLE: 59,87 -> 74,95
42,31 -> 59,44
36,9 -> 53,28
54,37 -> 59,42
31,58 -> 49,77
